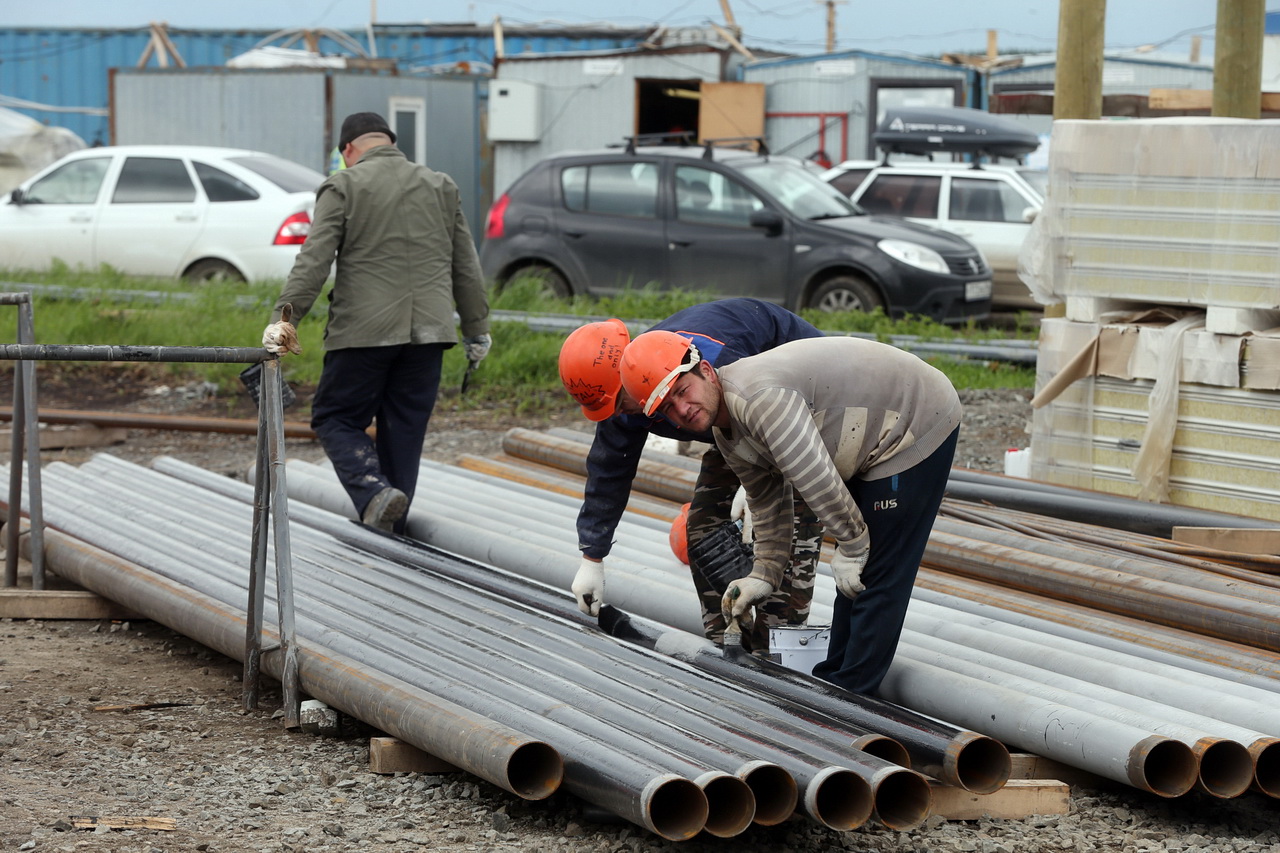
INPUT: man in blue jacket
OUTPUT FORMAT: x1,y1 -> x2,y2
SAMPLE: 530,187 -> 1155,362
558,298 -> 824,651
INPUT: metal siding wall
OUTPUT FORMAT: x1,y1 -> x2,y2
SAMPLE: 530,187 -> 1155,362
745,53 -> 972,162
113,70 -> 329,172
990,59 -> 1213,95
491,52 -> 724,196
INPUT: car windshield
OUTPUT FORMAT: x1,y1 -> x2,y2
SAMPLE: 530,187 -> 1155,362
1017,169 -> 1048,201
736,159 -> 859,220
228,155 -> 325,193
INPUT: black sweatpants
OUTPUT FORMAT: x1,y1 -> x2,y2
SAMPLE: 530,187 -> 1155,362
811,427 -> 959,696
310,343 -> 446,533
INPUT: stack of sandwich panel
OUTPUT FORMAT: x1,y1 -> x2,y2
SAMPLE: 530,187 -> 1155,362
1024,119 -> 1280,519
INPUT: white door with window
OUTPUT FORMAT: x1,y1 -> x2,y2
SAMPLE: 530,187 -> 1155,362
389,97 -> 426,165
95,156 -> 208,277
1,156 -> 112,272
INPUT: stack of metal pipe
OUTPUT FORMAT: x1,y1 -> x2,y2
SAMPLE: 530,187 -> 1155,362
372,428 -> 1280,802
4,453 -> 1019,839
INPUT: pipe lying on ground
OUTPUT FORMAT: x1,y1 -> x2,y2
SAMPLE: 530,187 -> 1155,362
18,526 -> 562,802
0,406 -> 318,439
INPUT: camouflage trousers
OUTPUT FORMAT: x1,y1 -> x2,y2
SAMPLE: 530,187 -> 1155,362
686,445 -> 822,654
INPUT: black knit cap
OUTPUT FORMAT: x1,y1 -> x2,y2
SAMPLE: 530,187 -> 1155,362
338,112 -> 396,150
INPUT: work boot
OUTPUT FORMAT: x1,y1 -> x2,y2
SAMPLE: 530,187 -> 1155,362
362,487 -> 408,532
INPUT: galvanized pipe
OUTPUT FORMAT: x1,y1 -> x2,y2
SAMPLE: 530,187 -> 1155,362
914,572 -> 1280,689
23,471 -> 712,842
897,633 -> 1257,799
879,655 -> 1199,797
21,525 -> 563,802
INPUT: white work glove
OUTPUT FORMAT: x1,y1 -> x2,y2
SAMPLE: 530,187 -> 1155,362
572,557 -> 605,616
831,544 -> 869,599
463,333 -> 492,364
261,322 -> 300,355
729,486 -> 753,543
721,576 -> 774,625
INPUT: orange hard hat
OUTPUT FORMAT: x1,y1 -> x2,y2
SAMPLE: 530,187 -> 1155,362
619,330 -> 701,417
558,318 -> 631,422
669,502 -> 691,564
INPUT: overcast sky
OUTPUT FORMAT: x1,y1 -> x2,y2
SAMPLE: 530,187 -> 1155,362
5,1 -> 1232,60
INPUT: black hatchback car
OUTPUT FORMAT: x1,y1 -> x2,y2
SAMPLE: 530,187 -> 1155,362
479,141 -> 992,322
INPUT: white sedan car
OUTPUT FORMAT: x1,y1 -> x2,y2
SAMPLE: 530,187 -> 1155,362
0,145 -> 325,282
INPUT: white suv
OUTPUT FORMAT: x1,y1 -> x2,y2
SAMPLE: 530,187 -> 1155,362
822,159 -> 1046,310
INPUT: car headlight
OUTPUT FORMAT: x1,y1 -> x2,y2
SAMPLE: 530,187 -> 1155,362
877,239 -> 949,274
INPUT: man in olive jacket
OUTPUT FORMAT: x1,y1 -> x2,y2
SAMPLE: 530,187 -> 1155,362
263,111 -> 490,534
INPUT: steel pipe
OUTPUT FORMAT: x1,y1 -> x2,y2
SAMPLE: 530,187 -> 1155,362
879,656 -> 1198,797
0,407 -> 317,438
22,526 -> 563,802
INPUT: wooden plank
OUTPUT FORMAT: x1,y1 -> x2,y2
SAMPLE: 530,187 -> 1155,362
1007,753 -> 1107,787
70,816 -> 177,831
1171,527 -> 1280,556
369,736 -> 460,774
1149,88 -> 1280,111
930,779 -> 1070,821
0,589 -> 141,620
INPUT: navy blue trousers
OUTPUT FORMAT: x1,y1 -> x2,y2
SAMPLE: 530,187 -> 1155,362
810,427 -> 959,696
310,343 -> 445,533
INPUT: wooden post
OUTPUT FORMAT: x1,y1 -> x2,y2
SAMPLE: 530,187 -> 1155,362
987,29 -> 999,63
1213,0 -> 1264,118
1054,0 -> 1106,120
818,0 -> 846,53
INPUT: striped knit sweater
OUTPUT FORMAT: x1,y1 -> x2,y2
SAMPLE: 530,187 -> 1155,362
714,336 -> 962,587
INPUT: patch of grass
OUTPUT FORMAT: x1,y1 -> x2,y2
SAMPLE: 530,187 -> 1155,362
1,271 -> 1036,417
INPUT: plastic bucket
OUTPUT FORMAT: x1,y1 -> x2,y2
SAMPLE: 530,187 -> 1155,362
767,625 -> 831,675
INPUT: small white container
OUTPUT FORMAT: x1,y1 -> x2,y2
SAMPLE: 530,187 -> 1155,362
768,625 -> 831,675
1004,447 -> 1032,478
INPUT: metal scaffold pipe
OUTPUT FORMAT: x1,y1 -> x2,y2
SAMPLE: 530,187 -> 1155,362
19,526 -> 562,801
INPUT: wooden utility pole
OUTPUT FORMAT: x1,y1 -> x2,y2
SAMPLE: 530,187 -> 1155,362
1213,0 -> 1264,117
718,0 -> 741,37
818,0 -> 848,53
1053,0 -> 1105,120
987,29 -> 999,64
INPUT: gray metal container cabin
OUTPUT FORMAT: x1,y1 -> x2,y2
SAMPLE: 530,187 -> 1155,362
488,46 -> 737,197
110,67 -> 486,236
741,51 -> 978,166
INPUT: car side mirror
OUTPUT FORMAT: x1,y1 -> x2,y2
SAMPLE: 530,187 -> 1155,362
749,209 -> 784,236
1022,206 -> 1038,224
9,187 -> 24,206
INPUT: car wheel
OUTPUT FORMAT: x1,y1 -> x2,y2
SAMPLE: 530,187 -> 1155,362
509,264 -> 571,299
808,274 -> 884,314
183,259 -> 246,284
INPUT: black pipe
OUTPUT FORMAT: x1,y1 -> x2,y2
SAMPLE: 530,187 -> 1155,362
598,606 -> 1011,795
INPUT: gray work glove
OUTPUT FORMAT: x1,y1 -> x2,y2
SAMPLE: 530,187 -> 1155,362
463,333 -> 492,364
721,576 -> 774,626
571,557 -> 605,616
830,543 -> 869,599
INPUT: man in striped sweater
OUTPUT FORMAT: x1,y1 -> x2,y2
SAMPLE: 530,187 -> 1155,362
620,332 -> 961,696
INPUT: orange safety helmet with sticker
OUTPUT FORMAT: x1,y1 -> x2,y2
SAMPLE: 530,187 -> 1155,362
618,330 -> 701,417
558,318 -> 631,422
669,502 -> 691,564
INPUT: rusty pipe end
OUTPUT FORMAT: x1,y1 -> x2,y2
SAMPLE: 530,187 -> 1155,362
694,770 -> 756,838
852,733 -> 911,769
802,766 -> 874,832
507,741 -> 564,801
871,768 -> 933,832
1191,737 -> 1253,800
641,774 -> 708,842
1248,737 -> 1280,799
1129,735 -> 1198,798
943,731 -> 1012,794
735,759 -> 797,827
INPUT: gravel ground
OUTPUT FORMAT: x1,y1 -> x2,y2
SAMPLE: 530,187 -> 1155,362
4,379 -> 1278,853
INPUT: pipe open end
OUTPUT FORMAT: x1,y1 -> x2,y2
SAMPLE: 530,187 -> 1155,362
948,732 -> 1012,794
737,760 -> 798,826
1130,736 -> 1197,798
696,771 -> 756,838
506,741 -> 563,801
1193,738 -> 1253,800
872,769 -> 933,832
1248,738 -> 1280,799
803,766 -> 874,832
853,733 -> 911,769
642,775 -> 708,842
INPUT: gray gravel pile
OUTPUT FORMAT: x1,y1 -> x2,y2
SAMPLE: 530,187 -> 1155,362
4,387 -> 1279,852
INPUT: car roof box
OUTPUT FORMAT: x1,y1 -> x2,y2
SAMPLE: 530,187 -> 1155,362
873,106 -> 1039,159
